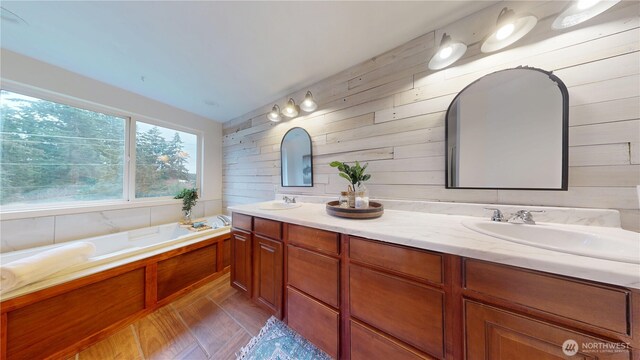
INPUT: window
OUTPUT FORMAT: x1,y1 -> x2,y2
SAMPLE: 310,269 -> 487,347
1,90 -> 126,206
0,89 -> 200,209
135,122 -> 198,198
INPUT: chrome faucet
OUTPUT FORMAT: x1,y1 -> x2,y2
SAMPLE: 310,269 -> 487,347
508,210 -> 544,225
283,196 -> 296,204
217,215 -> 231,226
484,208 -> 505,222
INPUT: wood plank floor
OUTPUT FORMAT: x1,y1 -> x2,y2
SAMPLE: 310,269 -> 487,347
69,273 -> 270,360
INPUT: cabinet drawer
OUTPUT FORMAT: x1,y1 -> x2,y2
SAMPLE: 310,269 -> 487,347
287,286 -> 339,359
464,259 -> 629,335
254,217 -> 282,240
465,300 -> 630,360
287,245 -> 340,308
350,237 -> 442,284
232,213 -> 252,231
287,224 -> 339,255
350,264 -> 444,358
351,320 -> 434,360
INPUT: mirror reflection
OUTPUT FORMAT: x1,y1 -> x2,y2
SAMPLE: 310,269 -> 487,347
281,127 -> 313,187
446,67 -> 568,190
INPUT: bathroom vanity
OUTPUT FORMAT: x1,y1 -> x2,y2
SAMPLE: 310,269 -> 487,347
230,202 -> 639,359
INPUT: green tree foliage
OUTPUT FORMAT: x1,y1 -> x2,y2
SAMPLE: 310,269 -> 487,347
0,91 -> 194,205
135,125 -> 192,198
1,92 -> 125,205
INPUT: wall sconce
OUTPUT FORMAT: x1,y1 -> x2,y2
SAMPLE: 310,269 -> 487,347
552,0 -> 620,29
266,91 -> 318,121
283,98 -> 300,118
481,7 -> 537,53
428,33 -> 467,70
267,105 -> 282,122
300,91 -> 318,112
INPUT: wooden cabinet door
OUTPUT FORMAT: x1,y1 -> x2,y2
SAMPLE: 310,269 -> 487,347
350,320 -> 435,360
253,235 -> 283,318
350,264 -> 444,358
287,244 -> 340,308
287,286 -> 340,359
465,300 -> 630,360
230,229 -> 252,297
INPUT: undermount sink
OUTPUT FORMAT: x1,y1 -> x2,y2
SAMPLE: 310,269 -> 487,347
462,220 -> 640,264
258,201 -> 302,210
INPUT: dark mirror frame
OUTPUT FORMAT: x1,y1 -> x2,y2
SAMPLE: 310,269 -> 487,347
444,66 -> 569,191
280,127 -> 314,187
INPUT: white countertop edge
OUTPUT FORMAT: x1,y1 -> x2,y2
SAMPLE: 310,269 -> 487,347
230,202 -> 640,290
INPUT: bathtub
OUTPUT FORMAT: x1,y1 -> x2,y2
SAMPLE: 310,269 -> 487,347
0,215 -> 231,300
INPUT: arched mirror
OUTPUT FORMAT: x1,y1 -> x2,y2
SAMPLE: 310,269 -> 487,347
281,127 -> 313,187
446,66 -> 568,190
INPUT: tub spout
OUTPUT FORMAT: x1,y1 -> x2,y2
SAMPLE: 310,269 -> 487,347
217,215 -> 231,226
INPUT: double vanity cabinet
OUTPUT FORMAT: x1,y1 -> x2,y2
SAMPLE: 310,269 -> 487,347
230,212 -> 639,359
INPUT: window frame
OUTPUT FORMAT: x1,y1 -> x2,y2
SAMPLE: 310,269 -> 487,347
0,82 -> 202,216
131,116 -> 202,201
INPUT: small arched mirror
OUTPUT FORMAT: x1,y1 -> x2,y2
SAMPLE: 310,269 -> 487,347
281,127 -> 313,187
446,66 -> 568,190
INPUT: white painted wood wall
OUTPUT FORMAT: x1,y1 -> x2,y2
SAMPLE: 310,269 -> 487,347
223,1 -> 640,231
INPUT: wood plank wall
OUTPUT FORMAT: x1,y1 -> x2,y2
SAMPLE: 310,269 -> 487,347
223,1 -> 640,232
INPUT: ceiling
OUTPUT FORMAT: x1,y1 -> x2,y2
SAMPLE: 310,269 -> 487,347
0,1 -> 496,122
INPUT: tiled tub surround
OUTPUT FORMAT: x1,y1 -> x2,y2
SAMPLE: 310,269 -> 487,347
230,201 -> 640,289
0,199 -> 222,252
222,1 -> 640,232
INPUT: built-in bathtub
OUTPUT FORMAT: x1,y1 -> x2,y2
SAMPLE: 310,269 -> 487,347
1,215 -> 232,359
1,216 -> 231,293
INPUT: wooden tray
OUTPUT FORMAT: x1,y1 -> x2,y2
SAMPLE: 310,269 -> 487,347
326,201 -> 384,219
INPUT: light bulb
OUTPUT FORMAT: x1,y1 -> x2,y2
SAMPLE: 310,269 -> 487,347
266,105 -> 281,122
552,0 -> 619,29
428,33 -> 467,70
300,91 -> 318,112
496,23 -> 515,40
439,46 -> 453,59
283,98 -> 299,118
482,7 -> 537,53
577,0 -> 600,10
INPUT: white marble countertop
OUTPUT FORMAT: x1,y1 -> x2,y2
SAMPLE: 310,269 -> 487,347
230,202 -> 640,289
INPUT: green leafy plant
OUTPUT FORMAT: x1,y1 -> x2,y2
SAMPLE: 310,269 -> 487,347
174,188 -> 198,212
329,161 -> 371,189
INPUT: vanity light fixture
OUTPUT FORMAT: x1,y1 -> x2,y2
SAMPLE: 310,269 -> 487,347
481,7 -> 537,53
300,91 -> 318,112
428,33 -> 467,70
267,105 -> 282,122
265,90 -> 318,121
552,0 -> 620,29
283,98 -> 300,118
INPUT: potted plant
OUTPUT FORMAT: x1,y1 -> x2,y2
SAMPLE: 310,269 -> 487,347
175,188 -> 198,224
329,161 -> 371,207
